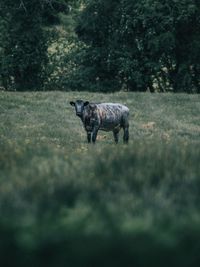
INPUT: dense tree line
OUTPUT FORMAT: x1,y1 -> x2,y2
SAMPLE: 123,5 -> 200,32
0,0 -> 199,92
0,0 -> 70,90
73,0 -> 200,92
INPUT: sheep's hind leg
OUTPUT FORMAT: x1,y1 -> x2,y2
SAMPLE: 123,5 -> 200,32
123,124 -> 129,144
123,126 -> 129,144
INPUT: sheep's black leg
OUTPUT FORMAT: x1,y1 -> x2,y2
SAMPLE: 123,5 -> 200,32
92,127 -> 98,143
87,132 -> 91,143
123,128 -> 129,143
123,124 -> 129,144
113,130 -> 119,144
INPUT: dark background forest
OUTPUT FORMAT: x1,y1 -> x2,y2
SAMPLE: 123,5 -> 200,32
0,0 -> 200,93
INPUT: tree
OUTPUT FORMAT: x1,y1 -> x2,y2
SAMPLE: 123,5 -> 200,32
74,0 -> 200,92
75,0 -> 122,92
0,0 -> 70,91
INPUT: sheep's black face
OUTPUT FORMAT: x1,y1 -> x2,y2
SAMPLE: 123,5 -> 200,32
70,100 -> 89,117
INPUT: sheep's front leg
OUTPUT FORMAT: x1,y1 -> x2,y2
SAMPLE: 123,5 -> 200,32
87,131 -> 91,143
92,127 -> 99,143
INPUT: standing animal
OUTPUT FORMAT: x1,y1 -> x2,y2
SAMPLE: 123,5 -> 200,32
70,100 -> 129,144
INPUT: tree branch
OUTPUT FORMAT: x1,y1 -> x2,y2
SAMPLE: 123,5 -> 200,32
19,0 -> 27,13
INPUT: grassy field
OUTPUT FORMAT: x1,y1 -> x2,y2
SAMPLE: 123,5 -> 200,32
0,91 -> 200,267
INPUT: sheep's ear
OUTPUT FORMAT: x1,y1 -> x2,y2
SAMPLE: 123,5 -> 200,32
84,101 -> 89,106
70,101 -> 75,106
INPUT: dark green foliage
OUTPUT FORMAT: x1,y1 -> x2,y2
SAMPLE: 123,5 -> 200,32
1,0 -> 199,92
42,0 -> 70,25
0,0 -> 46,90
73,0 -> 200,92
0,0 -> 70,91
73,0 -> 123,91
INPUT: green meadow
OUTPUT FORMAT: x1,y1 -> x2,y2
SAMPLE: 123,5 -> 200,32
1,91 -> 200,267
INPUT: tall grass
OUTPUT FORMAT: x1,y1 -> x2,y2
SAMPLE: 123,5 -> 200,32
0,91 -> 200,267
